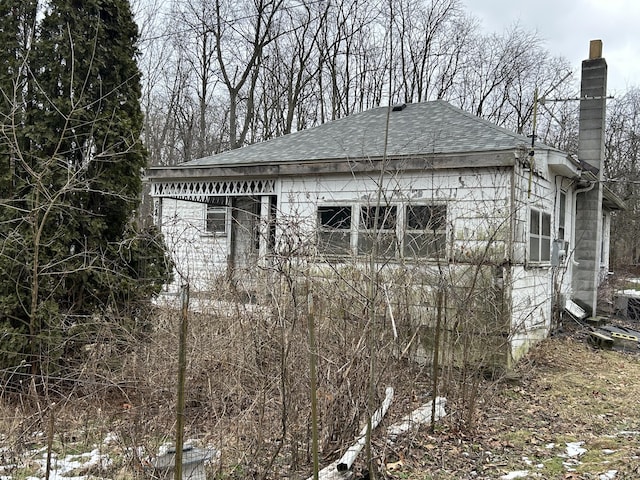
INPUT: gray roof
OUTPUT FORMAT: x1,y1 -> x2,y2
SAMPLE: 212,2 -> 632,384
185,100 -> 547,167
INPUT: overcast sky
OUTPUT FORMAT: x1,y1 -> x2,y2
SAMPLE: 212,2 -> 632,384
464,0 -> 640,94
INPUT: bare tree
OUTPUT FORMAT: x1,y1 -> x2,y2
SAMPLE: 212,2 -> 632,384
605,88 -> 640,266
392,0 -> 468,103
213,0 -> 285,149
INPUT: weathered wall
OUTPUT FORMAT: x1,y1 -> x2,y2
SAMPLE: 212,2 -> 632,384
156,159 -> 581,365
159,198 -> 229,292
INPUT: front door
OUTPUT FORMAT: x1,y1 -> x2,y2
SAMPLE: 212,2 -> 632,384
230,197 -> 260,274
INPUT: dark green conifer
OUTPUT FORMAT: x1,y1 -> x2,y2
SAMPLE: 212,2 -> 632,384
0,0 -> 170,385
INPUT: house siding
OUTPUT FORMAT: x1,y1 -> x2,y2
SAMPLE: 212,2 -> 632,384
160,198 -> 229,292
278,167 -> 513,263
156,156 -> 585,366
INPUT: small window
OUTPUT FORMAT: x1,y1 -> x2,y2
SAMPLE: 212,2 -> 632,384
558,192 -> 566,241
318,206 -> 352,254
206,206 -> 227,235
529,208 -> 551,262
403,205 -> 447,258
358,205 -> 397,256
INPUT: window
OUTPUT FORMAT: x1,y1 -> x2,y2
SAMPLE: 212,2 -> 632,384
558,192 -> 566,241
206,206 -> 227,235
358,205 -> 397,256
316,203 -> 448,260
403,205 -> 447,258
529,208 -> 551,262
317,206 -> 352,254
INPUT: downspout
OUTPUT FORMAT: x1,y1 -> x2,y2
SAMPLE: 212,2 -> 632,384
575,180 -> 596,195
505,155 -> 517,368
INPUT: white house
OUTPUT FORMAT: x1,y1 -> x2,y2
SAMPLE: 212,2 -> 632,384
148,41 -> 623,365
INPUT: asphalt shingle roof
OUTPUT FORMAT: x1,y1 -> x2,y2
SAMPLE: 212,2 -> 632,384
185,100 -> 539,167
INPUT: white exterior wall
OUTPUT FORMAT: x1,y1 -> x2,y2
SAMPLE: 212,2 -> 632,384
507,151 -> 580,360
156,156 -> 586,364
278,168 -> 513,262
160,198 -> 229,292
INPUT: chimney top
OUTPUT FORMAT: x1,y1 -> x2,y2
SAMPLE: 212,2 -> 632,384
589,39 -> 603,60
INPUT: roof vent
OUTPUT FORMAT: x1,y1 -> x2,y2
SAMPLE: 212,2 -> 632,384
392,103 -> 406,112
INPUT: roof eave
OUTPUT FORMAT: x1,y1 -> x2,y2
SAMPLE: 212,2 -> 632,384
146,150 -> 518,181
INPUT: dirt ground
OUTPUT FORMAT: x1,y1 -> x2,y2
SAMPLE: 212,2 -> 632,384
375,324 -> 640,480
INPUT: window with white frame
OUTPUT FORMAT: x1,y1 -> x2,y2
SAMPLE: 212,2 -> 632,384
558,192 -> 566,242
358,205 -> 397,256
205,205 -> 228,235
403,204 -> 447,258
317,206 -> 352,254
529,208 -> 551,262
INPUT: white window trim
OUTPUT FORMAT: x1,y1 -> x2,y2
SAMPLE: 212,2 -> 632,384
204,205 -> 229,237
317,205 -> 354,255
401,203 -> 447,259
529,207 -> 551,263
316,202 -> 448,260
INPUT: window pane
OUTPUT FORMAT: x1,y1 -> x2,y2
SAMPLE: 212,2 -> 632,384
541,238 -> 551,261
206,207 -> 226,234
319,206 -> 351,229
407,205 -> 446,230
318,231 -> 351,254
530,237 -> 539,262
559,193 -> 566,226
403,232 -> 446,257
358,232 -> 396,256
530,210 -> 539,235
361,206 -> 397,230
542,213 -> 551,237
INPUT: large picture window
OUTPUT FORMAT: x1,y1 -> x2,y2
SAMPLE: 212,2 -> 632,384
529,208 -> 551,262
358,205 -> 397,256
317,206 -> 352,254
316,203 -> 448,260
403,205 -> 447,258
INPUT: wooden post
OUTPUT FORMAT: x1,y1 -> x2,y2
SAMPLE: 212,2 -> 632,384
430,287 -> 443,433
45,403 -> 55,480
175,283 -> 190,480
308,292 -> 320,480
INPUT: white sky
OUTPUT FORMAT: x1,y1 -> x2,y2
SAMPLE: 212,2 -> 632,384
465,0 -> 640,95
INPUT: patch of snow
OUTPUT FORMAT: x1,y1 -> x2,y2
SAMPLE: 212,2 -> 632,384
564,442 -> 587,457
20,447 -> 112,480
545,443 -> 555,449
602,449 -> 617,455
103,432 -> 119,445
500,470 -> 529,479
600,470 -> 617,480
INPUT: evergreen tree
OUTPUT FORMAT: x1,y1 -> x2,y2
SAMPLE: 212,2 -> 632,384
0,0 -> 39,373
0,0 -> 170,386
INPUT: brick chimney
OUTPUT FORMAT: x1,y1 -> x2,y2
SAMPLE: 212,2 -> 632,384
572,39 -> 607,316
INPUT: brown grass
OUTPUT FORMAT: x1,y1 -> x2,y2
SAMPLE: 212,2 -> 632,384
392,335 -> 640,479
1,302 -> 640,480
